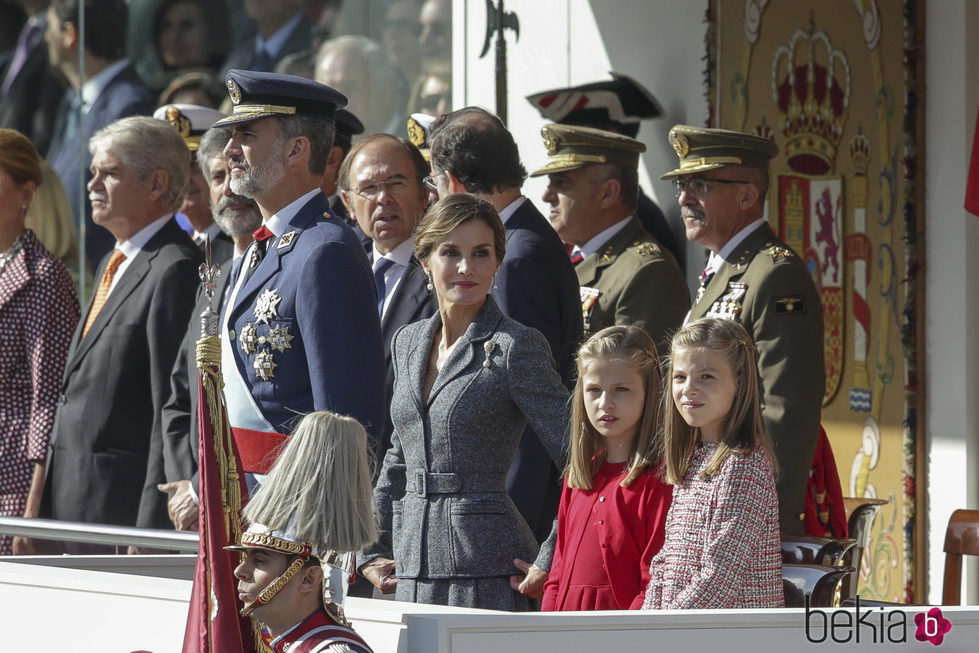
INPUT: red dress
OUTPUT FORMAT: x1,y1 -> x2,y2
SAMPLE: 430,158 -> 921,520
542,462 -> 672,611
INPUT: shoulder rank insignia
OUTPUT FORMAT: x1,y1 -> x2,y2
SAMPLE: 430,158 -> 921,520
254,288 -> 281,324
767,244 -> 793,261
774,295 -> 806,314
634,241 -> 656,257
278,231 -> 296,248
706,282 -> 747,320
322,211 -> 332,219
580,286 -> 601,332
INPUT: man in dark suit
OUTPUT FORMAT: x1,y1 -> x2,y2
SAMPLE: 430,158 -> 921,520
429,107 -> 583,543
157,125 -> 264,532
45,0 -> 155,273
338,133 -> 437,475
0,0 -> 67,157
26,117 -> 202,553
223,0 -> 311,74
215,69 -> 385,487
154,103 -> 235,264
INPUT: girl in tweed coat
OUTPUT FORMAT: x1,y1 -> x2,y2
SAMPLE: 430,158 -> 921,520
642,318 -> 783,609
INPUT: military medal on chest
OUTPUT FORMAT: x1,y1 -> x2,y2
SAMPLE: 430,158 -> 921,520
580,286 -> 601,333
239,287 -> 293,381
706,282 -> 748,320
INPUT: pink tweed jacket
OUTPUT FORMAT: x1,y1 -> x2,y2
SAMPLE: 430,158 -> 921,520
642,442 -> 783,609
0,230 -> 78,543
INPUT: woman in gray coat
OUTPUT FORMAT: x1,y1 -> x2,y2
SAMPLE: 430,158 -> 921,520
358,194 -> 570,610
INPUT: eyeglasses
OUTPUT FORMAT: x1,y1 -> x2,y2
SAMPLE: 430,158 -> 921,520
672,176 -> 749,198
422,172 -> 444,191
348,178 -> 414,201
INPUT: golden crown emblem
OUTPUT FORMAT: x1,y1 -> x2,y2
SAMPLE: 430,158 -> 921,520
771,25 -> 850,175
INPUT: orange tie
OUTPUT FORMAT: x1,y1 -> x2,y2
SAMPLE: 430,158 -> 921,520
83,250 -> 126,337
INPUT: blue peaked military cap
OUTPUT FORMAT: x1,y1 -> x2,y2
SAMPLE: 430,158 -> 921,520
214,69 -> 348,127
335,109 -> 364,139
334,109 -> 364,152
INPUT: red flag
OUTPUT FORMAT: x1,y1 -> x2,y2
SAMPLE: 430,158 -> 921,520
966,108 -> 979,216
183,368 -> 255,653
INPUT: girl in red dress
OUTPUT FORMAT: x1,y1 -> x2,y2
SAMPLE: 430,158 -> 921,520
642,318 -> 783,609
540,325 -> 673,611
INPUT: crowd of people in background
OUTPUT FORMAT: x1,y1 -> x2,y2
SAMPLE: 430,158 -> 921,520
0,1 -> 830,645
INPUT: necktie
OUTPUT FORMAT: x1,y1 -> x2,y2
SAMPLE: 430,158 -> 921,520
248,225 -> 273,270
1,21 -> 43,94
83,250 -> 126,337
253,47 -> 274,72
373,257 -> 395,318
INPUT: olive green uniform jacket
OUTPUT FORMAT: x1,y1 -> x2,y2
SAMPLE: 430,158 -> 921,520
576,216 -> 689,350
688,222 -> 824,535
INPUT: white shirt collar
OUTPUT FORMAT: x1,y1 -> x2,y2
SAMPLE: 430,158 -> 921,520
81,58 -> 129,109
580,215 -> 633,259
497,196 -> 527,225
708,218 -> 765,270
264,188 -> 321,236
255,13 -> 303,58
117,213 -> 172,256
374,236 -> 414,268
194,222 -> 223,241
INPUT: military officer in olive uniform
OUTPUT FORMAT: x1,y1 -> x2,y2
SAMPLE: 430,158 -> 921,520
663,124 -> 824,536
533,124 -> 689,348
214,70 -> 385,485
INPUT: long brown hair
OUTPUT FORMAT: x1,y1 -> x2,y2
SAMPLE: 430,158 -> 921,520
662,317 -> 777,484
566,325 -> 663,489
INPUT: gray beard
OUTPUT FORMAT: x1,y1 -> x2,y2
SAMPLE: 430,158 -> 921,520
229,156 -> 286,198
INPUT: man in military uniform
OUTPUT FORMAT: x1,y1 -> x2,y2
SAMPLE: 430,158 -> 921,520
664,124 -> 824,535
532,123 -> 689,349
214,69 -> 385,487
527,73 -> 682,266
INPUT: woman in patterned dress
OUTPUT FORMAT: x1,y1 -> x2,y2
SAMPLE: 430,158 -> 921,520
0,129 -> 79,555
643,318 -> 783,609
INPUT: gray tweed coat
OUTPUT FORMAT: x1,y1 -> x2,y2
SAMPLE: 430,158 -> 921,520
360,295 -> 570,585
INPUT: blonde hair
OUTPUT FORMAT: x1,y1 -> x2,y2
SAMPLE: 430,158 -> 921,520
662,318 -> 777,484
243,411 -> 378,553
567,325 -> 663,489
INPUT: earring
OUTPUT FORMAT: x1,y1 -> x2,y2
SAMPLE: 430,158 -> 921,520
426,273 -> 433,292
492,273 -> 498,290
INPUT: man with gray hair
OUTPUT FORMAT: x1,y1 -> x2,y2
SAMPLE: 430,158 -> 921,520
315,35 -> 406,136
158,124 -> 264,532
27,116 -> 203,552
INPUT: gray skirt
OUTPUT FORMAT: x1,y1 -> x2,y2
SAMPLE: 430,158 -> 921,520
396,576 -> 533,611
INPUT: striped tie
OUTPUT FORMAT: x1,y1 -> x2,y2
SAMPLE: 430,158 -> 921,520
83,250 -> 126,337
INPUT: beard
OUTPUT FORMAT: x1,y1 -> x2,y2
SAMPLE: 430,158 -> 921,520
229,151 -> 286,198
213,193 -> 263,238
